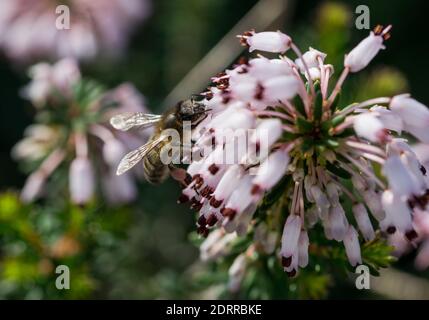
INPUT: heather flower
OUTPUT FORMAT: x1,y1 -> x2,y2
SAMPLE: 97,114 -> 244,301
344,25 -> 390,72
167,25 -> 429,279
0,0 -> 151,63
13,59 -> 148,205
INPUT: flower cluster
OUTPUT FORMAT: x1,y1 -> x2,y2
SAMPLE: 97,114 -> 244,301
0,0 -> 150,63
177,26 -> 429,278
13,58 -> 149,205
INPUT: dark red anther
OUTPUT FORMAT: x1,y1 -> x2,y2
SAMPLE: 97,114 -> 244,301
281,256 -> 292,268
405,229 -> 418,241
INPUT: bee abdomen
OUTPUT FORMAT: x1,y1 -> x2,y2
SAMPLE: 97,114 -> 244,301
143,149 -> 169,185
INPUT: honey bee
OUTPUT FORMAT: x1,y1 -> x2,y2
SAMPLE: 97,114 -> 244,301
110,99 -> 207,184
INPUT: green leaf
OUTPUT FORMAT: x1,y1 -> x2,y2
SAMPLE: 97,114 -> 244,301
301,138 -> 314,152
314,90 -> 323,122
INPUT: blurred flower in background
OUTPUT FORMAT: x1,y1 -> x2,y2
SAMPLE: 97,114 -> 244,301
180,25 -> 411,280
13,58 -> 150,205
0,191 -> 133,299
0,0 -> 151,63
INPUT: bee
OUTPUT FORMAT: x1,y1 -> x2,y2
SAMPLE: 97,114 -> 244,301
110,99 -> 207,184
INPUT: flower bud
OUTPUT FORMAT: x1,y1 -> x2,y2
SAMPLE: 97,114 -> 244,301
352,203 -> 375,241
343,226 -> 362,266
246,31 -> 291,53
390,94 -> 429,128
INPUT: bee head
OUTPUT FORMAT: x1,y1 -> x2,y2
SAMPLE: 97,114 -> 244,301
177,99 -> 207,124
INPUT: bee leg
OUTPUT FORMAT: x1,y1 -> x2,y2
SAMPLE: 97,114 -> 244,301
168,164 -> 191,186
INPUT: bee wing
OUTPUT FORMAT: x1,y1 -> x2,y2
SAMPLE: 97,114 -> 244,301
110,112 -> 163,131
116,134 -> 167,175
